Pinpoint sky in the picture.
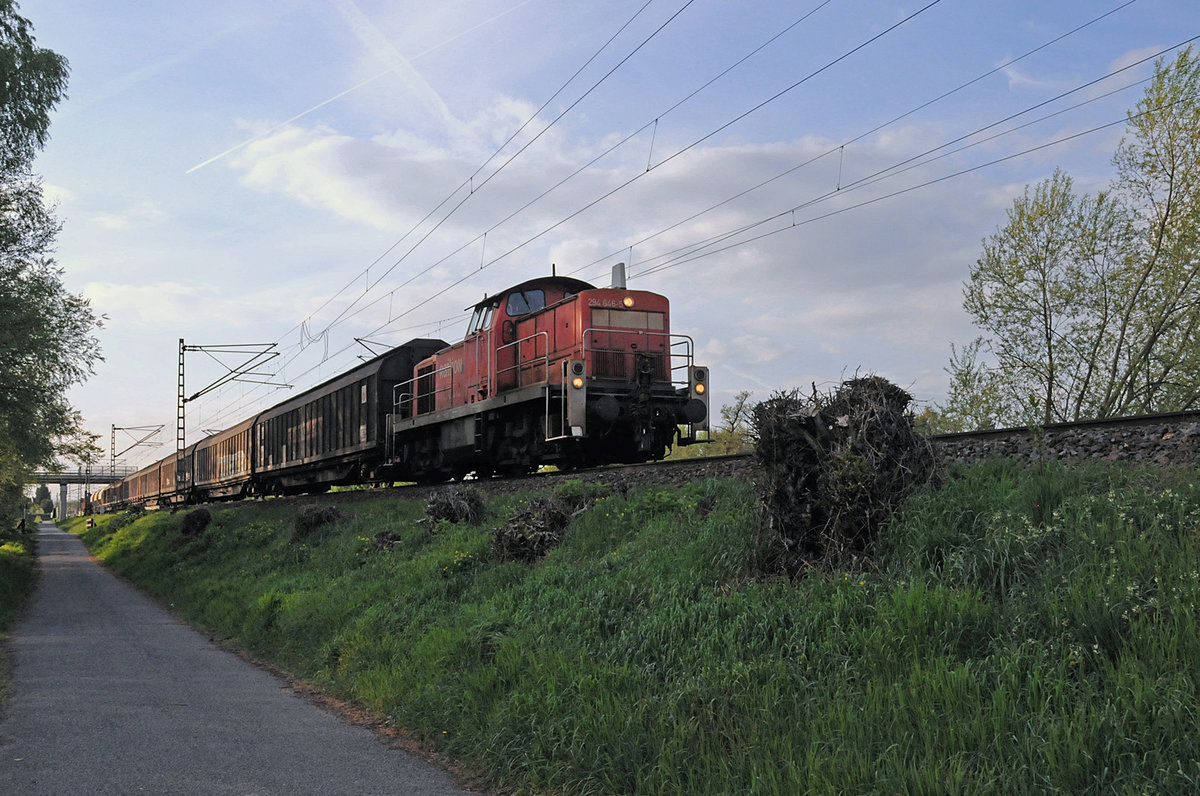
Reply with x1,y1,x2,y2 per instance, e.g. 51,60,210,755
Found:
17,0,1199,470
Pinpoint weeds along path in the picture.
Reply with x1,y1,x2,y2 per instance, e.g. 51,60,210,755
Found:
0,523,474,796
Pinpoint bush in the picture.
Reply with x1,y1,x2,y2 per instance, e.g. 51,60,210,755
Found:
108,504,147,532
751,375,936,574
492,496,571,562
422,487,487,527
181,508,211,536
291,505,343,543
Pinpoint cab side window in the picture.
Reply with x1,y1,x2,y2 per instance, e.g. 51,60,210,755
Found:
506,289,546,316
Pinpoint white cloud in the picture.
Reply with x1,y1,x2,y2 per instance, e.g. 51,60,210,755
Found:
40,182,76,207
83,280,311,331
1001,65,1075,94
90,201,169,231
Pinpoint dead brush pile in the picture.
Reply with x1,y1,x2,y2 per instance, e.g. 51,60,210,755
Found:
421,487,487,529
492,497,571,563
752,375,936,574
180,508,211,536
291,505,344,543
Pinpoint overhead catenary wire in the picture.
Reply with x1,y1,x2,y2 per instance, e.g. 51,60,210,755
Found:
279,0,690,357
184,0,831,432
565,0,1144,281
288,0,944,344
632,94,1193,281
625,35,1197,281
180,2,1158,442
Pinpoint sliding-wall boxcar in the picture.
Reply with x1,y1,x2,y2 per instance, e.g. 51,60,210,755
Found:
252,338,445,494
192,417,254,500
123,457,178,508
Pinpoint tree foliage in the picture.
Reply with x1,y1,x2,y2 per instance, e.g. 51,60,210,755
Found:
0,1,102,519
944,47,1200,429
667,390,755,458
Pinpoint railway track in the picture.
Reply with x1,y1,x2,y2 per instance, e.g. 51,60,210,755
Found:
929,409,1200,466
510,408,1200,492
189,410,1200,513
930,408,1200,441
396,409,1200,495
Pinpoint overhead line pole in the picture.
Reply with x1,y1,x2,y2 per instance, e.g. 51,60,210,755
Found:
111,424,163,474
176,340,289,492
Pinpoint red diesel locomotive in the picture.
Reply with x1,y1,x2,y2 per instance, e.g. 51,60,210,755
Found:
93,273,709,508
391,275,709,479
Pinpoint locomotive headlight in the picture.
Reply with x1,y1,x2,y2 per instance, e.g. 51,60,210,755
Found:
572,376,585,389
622,296,635,308
688,365,710,432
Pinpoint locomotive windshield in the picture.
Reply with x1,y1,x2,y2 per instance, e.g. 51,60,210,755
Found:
466,302,497,335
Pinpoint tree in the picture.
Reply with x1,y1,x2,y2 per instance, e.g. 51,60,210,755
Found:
0,2,102,522
666,390,755,458
1101,46,1200,415
713,389,755,454
928,338,1009,431
943,47,1200,428
34,483,52,516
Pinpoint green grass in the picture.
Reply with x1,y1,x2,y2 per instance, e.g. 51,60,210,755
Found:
66,462,1200,794
0,517,36,706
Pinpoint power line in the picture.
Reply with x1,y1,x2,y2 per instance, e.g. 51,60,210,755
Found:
303,0,842,337
632,89,1193,281
181,3,1157,433
622,41,1194,281
321,0,947,337
279,0,683,358
566,0,1145,281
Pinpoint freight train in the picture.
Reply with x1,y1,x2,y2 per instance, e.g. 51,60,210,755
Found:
92,274,709,510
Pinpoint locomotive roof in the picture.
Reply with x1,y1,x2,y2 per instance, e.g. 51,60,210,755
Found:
471,275,596,310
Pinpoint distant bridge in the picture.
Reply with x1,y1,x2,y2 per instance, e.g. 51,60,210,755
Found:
29,467,137,485
27,467,138,520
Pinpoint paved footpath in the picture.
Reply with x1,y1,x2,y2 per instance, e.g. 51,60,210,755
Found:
0,523,475,795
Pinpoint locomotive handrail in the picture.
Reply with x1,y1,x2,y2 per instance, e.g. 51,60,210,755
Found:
496,330,552,439
668,335,696,385
392,364,455,418
495,330,550,389
581,329,695,388
391,387,414,417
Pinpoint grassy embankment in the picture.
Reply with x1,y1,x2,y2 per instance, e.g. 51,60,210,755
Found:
0,517,37,704
66,461,1200,794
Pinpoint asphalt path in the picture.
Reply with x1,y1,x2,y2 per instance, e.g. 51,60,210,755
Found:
0,523,475,795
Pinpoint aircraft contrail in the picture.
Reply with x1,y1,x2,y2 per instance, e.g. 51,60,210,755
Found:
186,0,539,174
